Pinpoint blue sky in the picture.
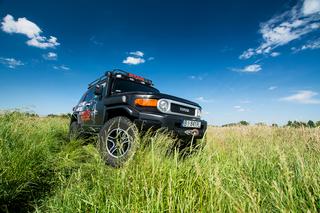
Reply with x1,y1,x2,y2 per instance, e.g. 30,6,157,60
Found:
0,0,320,125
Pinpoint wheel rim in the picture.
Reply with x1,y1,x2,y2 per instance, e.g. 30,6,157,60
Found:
106,128,132,158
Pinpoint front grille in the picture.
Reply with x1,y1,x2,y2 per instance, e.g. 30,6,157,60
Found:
170,103,195,116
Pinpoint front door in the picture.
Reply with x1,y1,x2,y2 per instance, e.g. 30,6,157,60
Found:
79,88,96,128
93,82,107,126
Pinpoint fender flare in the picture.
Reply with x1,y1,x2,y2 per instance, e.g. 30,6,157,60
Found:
104,105,139,122
70,113,78,124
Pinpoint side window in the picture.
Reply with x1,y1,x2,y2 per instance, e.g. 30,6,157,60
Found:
94,82,106,97
100,82,107,96
84,88,94,102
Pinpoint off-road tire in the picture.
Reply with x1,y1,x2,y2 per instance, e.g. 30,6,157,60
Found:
98,116,138,167
69,121,80,141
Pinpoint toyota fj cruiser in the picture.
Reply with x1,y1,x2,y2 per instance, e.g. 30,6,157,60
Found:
70,69,207,167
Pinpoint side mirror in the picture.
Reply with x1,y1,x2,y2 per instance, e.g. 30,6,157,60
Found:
94,85,103,96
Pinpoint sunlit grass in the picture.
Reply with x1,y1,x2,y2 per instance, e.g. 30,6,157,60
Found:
0,112,319,212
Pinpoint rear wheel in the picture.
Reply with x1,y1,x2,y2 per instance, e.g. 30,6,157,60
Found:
69,121,80,141
98,116,138,167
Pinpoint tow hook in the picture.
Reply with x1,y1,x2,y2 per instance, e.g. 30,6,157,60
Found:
184,129,199,136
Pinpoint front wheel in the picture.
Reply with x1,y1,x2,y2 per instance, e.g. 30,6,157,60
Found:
98,116,138,167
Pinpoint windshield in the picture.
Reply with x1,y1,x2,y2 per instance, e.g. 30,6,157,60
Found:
112,79,159,94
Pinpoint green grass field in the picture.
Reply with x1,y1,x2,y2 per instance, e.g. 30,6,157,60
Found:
1,112,320,212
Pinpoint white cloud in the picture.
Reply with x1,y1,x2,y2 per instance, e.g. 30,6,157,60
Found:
129,51,144,57
269,86,278,90
189,75,203,80
189,73,208,80
294,38,320,51
122,56,145,65
270,52,281,57
303,0,320,15
1,14,60,49
302,39,320,50
232,64,262,73
280,90,320,104
301,39,320,50
26,36,59,49
243,64,262,72
240,0,320,59
60,65,70,70
122,51,151,65
233,105,246,112
43,52,57,60
239,48,255,59
1,14,41,38
48,52,57,58
53,65,70,71
196,96,214,103
0,57,24,69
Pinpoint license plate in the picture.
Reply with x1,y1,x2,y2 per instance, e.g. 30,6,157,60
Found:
181,120,201,128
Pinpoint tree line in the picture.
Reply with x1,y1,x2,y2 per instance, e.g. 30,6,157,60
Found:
0,111,72,119
222,120,320,128
286,120,320,128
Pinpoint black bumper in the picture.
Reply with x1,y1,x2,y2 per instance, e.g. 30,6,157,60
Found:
134,112,207,139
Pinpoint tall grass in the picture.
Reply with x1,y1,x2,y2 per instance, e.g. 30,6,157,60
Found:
0,112,68,212
0,113,319,212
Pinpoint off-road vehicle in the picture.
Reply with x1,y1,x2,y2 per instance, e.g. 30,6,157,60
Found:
70,69,207,167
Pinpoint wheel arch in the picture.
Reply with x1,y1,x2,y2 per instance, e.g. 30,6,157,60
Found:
70,113,78,125
104,106,138,123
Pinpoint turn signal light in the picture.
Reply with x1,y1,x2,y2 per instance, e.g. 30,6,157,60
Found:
134,98,158,107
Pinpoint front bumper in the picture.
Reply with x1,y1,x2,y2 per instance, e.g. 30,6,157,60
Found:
134,112,207,139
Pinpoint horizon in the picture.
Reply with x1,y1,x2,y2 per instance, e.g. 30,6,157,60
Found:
2,110,319,127
1,0,320,125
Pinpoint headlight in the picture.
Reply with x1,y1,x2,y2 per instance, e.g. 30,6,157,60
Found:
134,98,158,107
195,108,201,118
157,99,170,112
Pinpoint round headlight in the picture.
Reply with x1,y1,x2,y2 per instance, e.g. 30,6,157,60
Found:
195,108,201,118
158,99,170,112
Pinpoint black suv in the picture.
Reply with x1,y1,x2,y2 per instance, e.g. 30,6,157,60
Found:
70,69,207,167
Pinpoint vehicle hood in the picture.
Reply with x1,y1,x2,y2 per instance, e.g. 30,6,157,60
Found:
119,91,201,108
157,93,200,108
